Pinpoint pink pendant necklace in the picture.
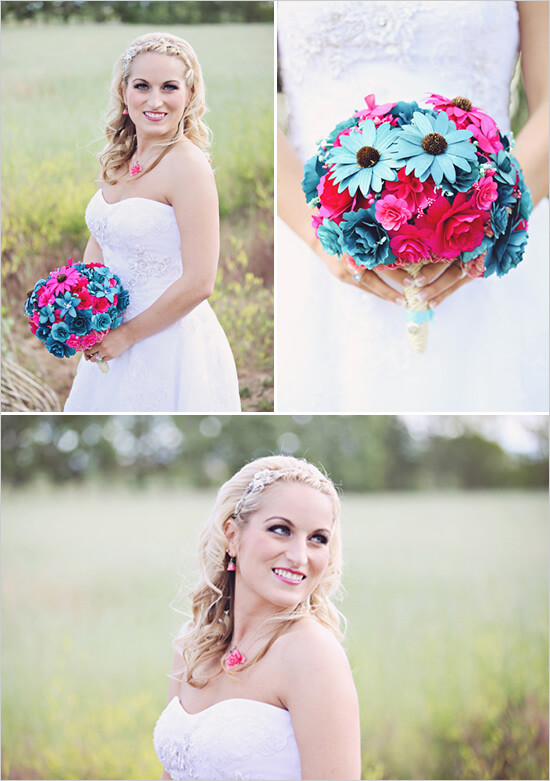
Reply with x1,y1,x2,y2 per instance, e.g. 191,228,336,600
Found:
225,646,247,668
129,161,142,177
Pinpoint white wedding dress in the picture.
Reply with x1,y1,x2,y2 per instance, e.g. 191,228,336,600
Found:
153,696,302,780
277,0,549,412
64,191,241,412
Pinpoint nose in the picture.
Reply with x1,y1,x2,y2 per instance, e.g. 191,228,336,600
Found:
284,536,308,569
147,88,164,109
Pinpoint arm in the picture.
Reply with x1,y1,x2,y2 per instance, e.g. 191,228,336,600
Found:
86,145,219,362
277,127,406,305
82,234,104,264
281,624,361,780
160,647,185,780
515,0,549,206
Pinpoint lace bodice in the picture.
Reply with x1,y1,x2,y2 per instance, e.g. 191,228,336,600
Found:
85,191,183,321
153,697,302,780
278,0,520,160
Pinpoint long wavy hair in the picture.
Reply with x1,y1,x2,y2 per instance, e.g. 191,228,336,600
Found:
174,455,345,688
98,32,211,184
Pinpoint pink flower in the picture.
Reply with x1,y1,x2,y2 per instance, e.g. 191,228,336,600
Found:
332,127,353,148
93,296,110,313
66,334,82,349
388,225,433,266
417,192,490,259
472,176,499,210
384,168,437,213
375,194,412,231
317,172,371,224
76,289,93,309
31,311,40,326
80,332,100,349
426,93,503,155
38,287,55,307
44,264,84,297
354,93,397,123
463,252,487,278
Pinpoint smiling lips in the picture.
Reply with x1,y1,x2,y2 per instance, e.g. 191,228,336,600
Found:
272,568,306,585
144,111,167,121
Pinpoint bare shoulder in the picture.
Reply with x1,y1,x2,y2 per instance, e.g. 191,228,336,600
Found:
162,140,215,192
274,618,355,705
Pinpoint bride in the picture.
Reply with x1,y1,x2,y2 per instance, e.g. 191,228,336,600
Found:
154,456,361,780
64,33,241,412
277,1,549,412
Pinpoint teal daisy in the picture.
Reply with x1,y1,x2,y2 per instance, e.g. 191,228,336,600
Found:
394,110,477,185
327,119,400,196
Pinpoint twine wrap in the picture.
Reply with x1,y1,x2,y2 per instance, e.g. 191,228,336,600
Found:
403,261,431,353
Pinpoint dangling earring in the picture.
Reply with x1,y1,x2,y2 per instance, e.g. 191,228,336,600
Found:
227,556,236,571
122,107,129,115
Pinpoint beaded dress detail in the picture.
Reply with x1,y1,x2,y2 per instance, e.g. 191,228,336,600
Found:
277,0,548,412
153,697,302,780
64,191,241,412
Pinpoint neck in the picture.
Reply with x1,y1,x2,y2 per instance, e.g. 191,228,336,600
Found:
230,586,294,651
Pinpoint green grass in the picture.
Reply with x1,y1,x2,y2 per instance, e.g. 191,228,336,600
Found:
1,23,274,407
2,486,547,779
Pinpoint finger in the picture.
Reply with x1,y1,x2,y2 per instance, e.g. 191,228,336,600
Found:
343,256,405,305
416,264,469,303
358,269,406,305
428,274,473,308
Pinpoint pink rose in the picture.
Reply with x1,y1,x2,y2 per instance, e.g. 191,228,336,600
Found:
76,289,93,309
384,168,437,214
80,332,99,349
417,193,490,259
38,287,55,307
318,172,371,224
93,296,110,313
472,176,499,211
388,225,433,266
66,334,82,349
375,194,412,231
463,252,487,279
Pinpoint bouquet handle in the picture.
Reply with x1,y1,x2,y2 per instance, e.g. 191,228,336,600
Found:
403,261,434,354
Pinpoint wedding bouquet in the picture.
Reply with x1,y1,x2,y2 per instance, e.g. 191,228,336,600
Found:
25,259,130,372
302,93,533,352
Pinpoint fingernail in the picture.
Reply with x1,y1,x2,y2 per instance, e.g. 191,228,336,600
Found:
429,300,438,309
396,296,406,306
402,277,415,288
415,275,426,286
416,290,427,302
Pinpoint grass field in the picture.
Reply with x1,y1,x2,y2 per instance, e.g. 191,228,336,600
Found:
1,23,274,410
2,485,547,780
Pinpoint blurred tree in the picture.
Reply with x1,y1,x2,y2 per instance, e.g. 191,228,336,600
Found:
2,415,547,491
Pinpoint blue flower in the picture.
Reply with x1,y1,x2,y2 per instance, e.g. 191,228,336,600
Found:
35,324,51,342
490,203,510,238
51,321,71,342
55,291,80,318
116,289,130,312
317,219,344,257
340,207,396,269
483,218,528,278
65,308,93,336
45,333,76,358
440,156,480,193
389,100,420,127
492,149,516,185
302,154,326,204
394,110,477,185
327,119,400,196
38,304,57,325
91,312,112,331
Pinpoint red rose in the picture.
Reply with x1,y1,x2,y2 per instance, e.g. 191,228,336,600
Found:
417,193,490,259
93,296,110,313
76,290,93,309
318,172,370,224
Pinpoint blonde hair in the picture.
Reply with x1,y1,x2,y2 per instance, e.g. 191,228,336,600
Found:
98,33,211,184
174,456,344,688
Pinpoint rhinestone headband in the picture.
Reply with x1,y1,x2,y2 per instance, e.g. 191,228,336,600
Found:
122,37,182,69
233,468,292,517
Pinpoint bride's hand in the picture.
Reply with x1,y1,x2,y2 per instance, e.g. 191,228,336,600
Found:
84,324,134,364
341,252,483,308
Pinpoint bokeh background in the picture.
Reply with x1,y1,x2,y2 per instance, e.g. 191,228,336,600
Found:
1,1,274,411
2,414,548,780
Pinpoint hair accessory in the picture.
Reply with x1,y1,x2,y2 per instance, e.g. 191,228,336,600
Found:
122,37,182,69
227,556,236,571
233,468,288,517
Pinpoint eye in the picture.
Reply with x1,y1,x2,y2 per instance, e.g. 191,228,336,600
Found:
310,533,329,545
134,83,149,90
163,84,179,90
268,524,290,537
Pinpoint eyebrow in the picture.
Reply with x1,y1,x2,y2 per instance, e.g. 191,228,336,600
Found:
264,516,332,536
131,77,181,84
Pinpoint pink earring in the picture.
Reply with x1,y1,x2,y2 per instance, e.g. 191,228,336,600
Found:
227,556,236,571
122,108,129,115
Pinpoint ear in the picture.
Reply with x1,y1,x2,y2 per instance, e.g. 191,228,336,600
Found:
224,517,239,556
